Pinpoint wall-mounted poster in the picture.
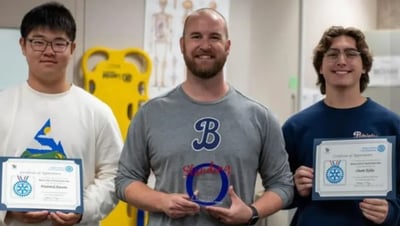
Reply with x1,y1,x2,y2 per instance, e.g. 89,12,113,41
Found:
144,0,230,97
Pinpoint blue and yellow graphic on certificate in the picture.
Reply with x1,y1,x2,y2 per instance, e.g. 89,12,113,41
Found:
0,157,83,213
312,136,396,200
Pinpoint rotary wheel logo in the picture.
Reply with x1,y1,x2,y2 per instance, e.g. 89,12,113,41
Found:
14,176,32,197
326,165,344,184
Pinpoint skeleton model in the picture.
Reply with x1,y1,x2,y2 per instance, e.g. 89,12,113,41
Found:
152,0,173,88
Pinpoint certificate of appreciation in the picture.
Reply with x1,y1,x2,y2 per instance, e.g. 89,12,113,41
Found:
312,136,396,200
0,157,83,213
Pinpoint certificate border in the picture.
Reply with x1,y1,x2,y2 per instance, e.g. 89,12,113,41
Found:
312,136,396,200
0,157,83,213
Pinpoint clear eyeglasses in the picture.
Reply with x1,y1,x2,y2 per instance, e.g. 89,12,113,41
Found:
27,38,70,53
324,48,361,62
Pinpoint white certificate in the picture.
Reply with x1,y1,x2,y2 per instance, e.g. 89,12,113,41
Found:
312,137,396,200
0,157,83,213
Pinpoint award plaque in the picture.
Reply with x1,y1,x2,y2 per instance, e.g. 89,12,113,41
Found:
0,157,83,213
185,162,229,206
312,136,396,200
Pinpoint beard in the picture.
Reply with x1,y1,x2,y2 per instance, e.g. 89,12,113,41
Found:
183,52,227,80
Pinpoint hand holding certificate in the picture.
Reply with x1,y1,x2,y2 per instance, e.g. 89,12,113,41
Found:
312,136,396,200
0,157,83,213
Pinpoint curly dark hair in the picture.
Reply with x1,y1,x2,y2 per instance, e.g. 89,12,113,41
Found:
313,26,373,94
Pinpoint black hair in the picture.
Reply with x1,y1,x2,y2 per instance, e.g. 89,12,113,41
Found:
20,1,76,41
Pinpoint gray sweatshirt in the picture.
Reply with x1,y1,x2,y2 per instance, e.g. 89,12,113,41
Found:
115,85,293,226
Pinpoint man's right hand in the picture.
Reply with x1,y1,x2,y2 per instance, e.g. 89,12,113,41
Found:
160,193,200,219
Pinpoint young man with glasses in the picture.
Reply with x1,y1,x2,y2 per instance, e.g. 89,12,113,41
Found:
282,26,400,226
0,2,123,226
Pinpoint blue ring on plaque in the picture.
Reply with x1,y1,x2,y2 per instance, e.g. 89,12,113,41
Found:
185,162,229,206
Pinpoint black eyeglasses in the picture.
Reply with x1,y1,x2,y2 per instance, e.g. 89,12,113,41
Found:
27,38,70,53
324,48,361,62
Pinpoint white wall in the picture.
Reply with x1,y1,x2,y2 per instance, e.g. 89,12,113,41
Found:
229,1,300,123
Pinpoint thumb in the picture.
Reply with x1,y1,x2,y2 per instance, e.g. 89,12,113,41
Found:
228,185,240,203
